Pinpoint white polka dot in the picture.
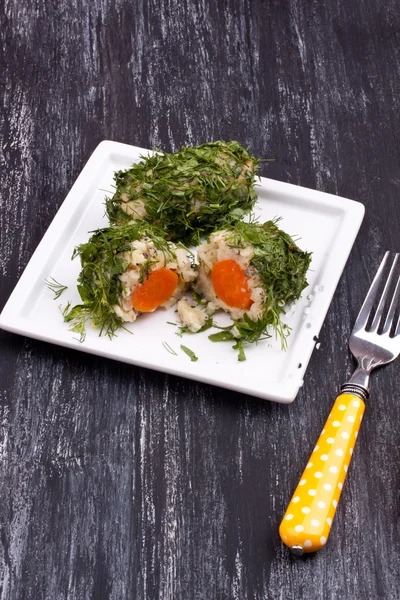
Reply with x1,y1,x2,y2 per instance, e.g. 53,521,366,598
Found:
312,445,319,453
306,462,313,469
341,432,350,440
299,479,307,486
327,518,332,526
359,414,363,422
295,525,304,532
321,454,328,461
344,465,348,473
338,482,343,490
349,448,353,455
308,489,316,496
320,536,327,545
321,429,325,434
338,404,346,411
317,501,326,509
302,507,311,514
311,519,320,527
292,496,300,503
327,438,335,444
347,416,355,423
323,483,332,491
329,466,338,473
332,421,340,427
355,431,358,438
332,500,337,508
285,514,294,520
303,540,312,548
335,449,344,456
314,472,322,479
353,400,360,407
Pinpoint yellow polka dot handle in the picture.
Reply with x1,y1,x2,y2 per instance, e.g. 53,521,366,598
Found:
279,392,365,553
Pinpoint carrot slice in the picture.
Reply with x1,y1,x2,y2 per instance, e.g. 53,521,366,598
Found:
211,259,253,309
131,267,179,312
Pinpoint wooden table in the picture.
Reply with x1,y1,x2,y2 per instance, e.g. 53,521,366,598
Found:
1,1,399,598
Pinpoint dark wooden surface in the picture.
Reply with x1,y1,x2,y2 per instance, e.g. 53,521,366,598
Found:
1,1,400,598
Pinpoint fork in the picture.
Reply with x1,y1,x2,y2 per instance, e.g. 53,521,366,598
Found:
279,251,400,555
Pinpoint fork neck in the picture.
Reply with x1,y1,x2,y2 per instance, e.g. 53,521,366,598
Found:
342,366,370,402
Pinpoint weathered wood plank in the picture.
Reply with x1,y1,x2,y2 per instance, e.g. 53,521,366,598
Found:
1,0,399,598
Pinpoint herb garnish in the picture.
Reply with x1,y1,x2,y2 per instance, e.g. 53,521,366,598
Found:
180,345,198,362
199,219,312,360
106,141,260,245
45,277,68,299
177,316,214,337
63,222,177,340
162,341,178,355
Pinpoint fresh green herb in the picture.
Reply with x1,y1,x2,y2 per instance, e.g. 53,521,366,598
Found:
208,330,236,342
162,341,178,355
45,277,68,299
177,316,214,337
232,340,246,362
208,327,246,360
191,289,205,305
180,344,198,362
106,141,260,245
62,302,88,343
63,221,177,339
166,321,177,326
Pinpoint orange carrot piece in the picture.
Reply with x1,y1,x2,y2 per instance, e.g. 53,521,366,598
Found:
131,267,179,312
211,259,253,309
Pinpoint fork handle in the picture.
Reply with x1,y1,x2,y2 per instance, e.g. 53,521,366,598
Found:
279,392,365,554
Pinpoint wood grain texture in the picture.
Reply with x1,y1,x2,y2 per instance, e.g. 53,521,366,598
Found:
1,0,400,598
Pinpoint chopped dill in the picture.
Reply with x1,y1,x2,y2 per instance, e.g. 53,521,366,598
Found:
63,221,178,339
106,141,260,245
162,341,178,355
45,277,68,299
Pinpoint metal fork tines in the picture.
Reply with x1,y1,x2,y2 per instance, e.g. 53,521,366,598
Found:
342,252,400,400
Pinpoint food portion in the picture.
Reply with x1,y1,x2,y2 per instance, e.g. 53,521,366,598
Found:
54,141,313,361
63,222,197,340
179,220,311,357
105,140,260,245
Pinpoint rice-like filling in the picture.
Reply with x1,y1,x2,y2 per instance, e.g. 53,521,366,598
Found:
113,237,197,322
176,298,207,333
195,230,266,321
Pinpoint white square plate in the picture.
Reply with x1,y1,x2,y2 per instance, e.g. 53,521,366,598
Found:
0,141,364,403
